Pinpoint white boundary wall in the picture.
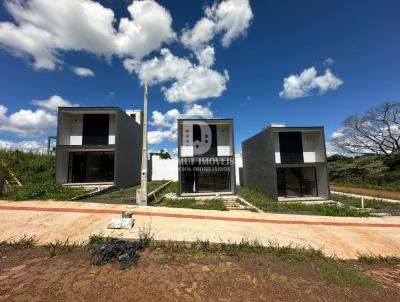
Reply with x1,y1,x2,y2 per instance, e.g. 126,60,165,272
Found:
150,156,243,184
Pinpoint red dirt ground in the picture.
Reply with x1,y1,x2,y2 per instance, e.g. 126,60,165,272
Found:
331,184,400,200
1,246,400,301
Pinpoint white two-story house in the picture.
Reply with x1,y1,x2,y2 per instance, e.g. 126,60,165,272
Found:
178,119,236,195
55,107,142,189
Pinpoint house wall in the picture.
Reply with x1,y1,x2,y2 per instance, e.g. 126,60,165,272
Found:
316,165,330,199
55,149,69,183
70,114,83,145
180,123,194,157
217,124,233,156
58,113,71,145
58,112,116,146
150,156,242,184
109,114,116,144
115,110,142,188
151,157,179,181
302,131,325,163
242,128,277,199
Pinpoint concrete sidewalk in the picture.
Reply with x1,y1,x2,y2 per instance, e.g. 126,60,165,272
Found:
1,200,400,259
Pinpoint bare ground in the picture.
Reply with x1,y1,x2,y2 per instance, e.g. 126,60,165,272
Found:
331,184,400,200
1,246,400,302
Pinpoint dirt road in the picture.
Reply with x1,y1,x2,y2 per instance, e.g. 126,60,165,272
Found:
0,246,399,302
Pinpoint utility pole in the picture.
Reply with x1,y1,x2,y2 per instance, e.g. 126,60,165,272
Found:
136,81,148,205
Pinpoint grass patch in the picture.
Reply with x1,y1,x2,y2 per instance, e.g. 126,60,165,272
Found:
4,182,86,201
332,193,400,210
159,197,227,211
87,233,114,246
84,180,167,202
237,186,369,217
45,239,79,256
147,238,373,286
0,235,38,250
357,253,400,265
315,260,376,287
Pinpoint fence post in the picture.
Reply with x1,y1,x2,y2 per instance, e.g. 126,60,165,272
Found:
361,196,365,209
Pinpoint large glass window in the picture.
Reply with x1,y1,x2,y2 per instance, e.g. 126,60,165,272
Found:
68,151,114,183
180,160,231,193
277,167,317,198
82,114,109,145
279,132,304,164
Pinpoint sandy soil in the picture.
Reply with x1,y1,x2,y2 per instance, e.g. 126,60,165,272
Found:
0,246,399,302
331,184,400,200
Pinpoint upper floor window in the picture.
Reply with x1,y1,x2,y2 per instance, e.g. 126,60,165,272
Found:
82,114,109,145
279,132,304,164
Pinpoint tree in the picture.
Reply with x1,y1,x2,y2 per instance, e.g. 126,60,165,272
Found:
333,102,400,156
159,149,171,159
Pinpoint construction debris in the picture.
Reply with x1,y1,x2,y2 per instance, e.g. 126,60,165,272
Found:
107,211,134,229
90,239,144,269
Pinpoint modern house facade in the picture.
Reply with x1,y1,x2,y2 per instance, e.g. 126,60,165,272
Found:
178,119,236,195
242,125,330,200
55,107,142,189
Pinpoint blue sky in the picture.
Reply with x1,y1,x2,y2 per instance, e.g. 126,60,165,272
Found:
0,0,399,155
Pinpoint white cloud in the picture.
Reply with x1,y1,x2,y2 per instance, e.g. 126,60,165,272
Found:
125,48,229,104
148,103,214,145
181,17,215,50
163,66,229,103
72,66,95,77
0,139,47,153
206,0,253,47
323,57,335,66
32,95,78,111
181,0,253,49
331,130,344,139
124,48,191,84
0,0,175,70
195,45,215,67
0,105,56,136
279,67,343,100
148,130,176,145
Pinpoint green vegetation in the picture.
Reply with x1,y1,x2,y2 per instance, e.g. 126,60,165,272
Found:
0,150,85,200
332,193,400,211
0,235,38,251
84,180,167,202
6,182,86,201
160,181,178,195
145,238,374,287
159,197,227,211
155,181,227,211
328,152,400,191
357,253,400,265
46,239,79,256
237,186,370,217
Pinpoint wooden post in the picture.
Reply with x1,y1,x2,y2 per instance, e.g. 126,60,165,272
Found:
361,196,365,209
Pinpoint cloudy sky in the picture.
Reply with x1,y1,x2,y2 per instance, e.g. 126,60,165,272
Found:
0,0,399,154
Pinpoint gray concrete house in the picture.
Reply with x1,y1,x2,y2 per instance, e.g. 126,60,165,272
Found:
55,107,142,189
178,119,236,195
242,124,330,200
